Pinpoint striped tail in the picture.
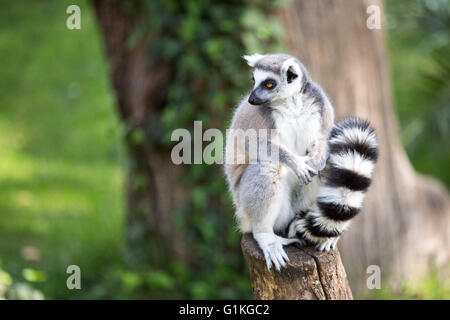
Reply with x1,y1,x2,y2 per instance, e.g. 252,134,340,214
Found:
288,117,379,251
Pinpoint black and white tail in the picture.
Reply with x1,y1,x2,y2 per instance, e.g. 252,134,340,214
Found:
288,117,379,251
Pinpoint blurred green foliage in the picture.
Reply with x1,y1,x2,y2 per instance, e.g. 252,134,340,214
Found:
0,0,448,300
0,262,44,300
386,0,450,186
371,266,450,300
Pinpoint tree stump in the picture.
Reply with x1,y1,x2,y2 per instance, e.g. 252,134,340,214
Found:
241,233,353,300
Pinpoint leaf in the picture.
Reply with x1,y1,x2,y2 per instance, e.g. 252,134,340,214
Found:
22,269,46,282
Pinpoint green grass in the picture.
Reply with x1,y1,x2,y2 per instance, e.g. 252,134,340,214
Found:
0,0,125,298
371,268,450,300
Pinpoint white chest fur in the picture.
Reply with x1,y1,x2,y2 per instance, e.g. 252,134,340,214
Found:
269,97,323,226
271,97,322,157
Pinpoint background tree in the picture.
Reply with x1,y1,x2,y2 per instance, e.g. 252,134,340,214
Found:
91,0,286,298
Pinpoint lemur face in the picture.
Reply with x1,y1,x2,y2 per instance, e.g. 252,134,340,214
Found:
244,54,303,106
248,69,281,105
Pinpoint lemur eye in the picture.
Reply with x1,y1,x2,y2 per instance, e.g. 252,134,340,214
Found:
265,82,273,88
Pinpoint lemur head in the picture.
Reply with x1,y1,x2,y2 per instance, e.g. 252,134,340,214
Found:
243,53,308,106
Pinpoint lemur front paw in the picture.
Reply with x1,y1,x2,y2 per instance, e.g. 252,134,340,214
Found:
306,156,327,173
253,233,300,271
293,157,317,184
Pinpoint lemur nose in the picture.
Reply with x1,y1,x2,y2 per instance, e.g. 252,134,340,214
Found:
248,92,261,105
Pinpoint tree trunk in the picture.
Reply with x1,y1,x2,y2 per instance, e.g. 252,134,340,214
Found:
241,234,353,300
279,0,450,294
92,0,189,263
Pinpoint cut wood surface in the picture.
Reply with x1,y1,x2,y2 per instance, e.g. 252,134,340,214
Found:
241,233,353,300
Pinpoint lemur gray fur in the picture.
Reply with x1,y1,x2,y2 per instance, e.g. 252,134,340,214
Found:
224,53,378,271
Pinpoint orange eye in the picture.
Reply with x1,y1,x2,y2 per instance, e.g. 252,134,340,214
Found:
252,79,255,85
265,83,273,88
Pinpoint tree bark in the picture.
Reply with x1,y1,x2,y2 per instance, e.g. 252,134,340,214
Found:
279,0,450,294
92,0,189,263
241,234,353,300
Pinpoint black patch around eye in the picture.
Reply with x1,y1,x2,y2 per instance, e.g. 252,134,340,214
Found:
287,66,298,83
263,79,276,89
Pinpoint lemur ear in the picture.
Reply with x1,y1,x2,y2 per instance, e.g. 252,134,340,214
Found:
287,67,298,83
281,58,301,84
243,53,264,67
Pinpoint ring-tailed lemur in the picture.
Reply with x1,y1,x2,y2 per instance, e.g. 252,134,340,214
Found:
224,53,378,271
